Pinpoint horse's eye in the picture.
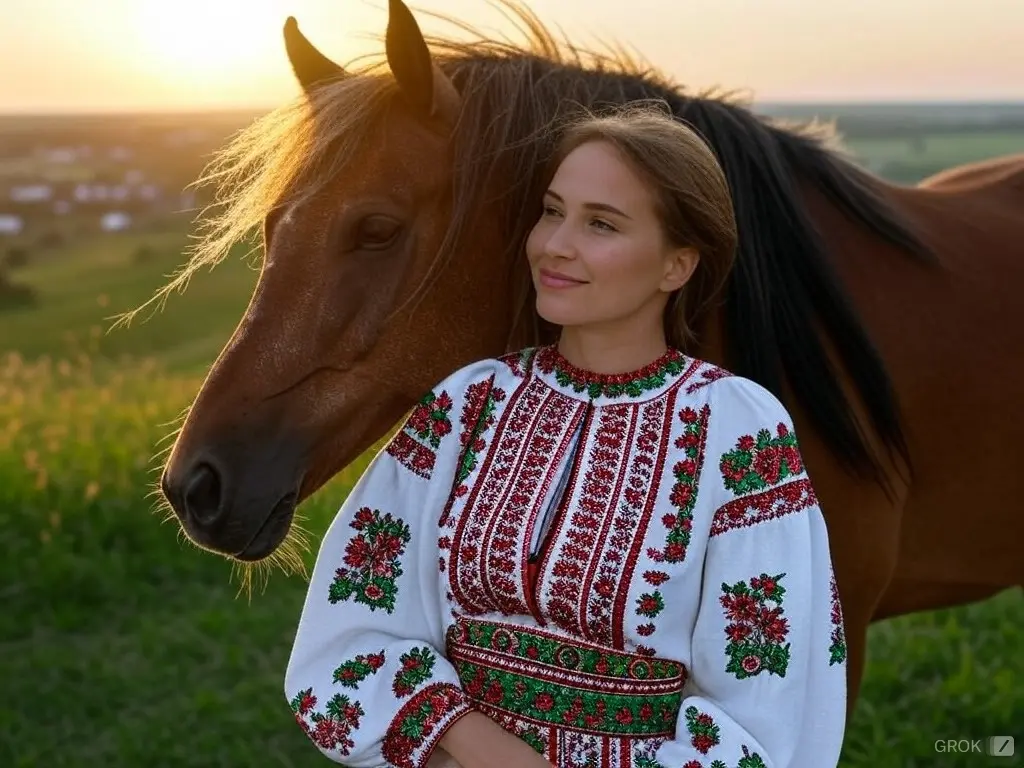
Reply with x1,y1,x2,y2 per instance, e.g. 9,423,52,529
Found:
356,215,402,250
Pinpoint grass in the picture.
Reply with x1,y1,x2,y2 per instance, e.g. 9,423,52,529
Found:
0,352,363,767
0,227,257,374
842,131,1024,183
3,131,1022,766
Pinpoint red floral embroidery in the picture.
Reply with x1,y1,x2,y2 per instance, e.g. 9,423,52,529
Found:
720,573,790,679
719,422,803,495
331,651,386,688
541,405,630,637
649,404,709,566
437,377,507,580
448,379,578,616
453,378,506,495
684,705,721,754
829,569,847,666
644,570,670,586
386,389,454,479
447,617,688,747
385,431,437,480
535,344,688,400
497,347,537,378
636,592,664,618
410,391,454,446
710,478,817,537
639,744,766,768
600,396,672,647
392,647,438,697
289,687,363,756
382,683,471,768
328,507,411,614
685,362,733,394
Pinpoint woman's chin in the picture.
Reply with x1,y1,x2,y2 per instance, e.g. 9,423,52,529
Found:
536,300,583,328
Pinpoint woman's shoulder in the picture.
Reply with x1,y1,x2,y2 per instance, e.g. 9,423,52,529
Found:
431,346,539,390
451,345,546,380
684,356,791,420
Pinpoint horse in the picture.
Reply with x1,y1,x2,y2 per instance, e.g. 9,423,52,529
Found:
144,0,1024,723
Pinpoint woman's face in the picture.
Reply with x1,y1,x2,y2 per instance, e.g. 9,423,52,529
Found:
525,140,697,336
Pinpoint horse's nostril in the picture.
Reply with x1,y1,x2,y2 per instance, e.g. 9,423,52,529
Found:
160,469,174,506
183,462,224,528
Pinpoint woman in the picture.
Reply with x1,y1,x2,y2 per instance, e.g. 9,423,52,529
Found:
284,105,847,768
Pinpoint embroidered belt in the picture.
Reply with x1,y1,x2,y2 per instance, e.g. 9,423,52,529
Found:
445,617,688,737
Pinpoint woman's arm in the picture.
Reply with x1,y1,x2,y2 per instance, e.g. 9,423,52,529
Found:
654,377,847,767
285,364,501,768
439,711,554,768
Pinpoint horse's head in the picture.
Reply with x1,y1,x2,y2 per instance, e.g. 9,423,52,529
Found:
159,2,519,562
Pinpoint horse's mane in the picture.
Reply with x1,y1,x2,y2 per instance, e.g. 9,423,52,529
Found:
128,0,930,489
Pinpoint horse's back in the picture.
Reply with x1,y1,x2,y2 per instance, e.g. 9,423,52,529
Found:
917,152,1024,197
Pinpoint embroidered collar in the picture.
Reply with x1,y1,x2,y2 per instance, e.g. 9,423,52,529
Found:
532,344,689,401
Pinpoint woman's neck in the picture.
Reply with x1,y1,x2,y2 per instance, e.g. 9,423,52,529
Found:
555,326,670,375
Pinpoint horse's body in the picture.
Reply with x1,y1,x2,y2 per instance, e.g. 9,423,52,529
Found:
863,155,1024,619
147,0,1024,726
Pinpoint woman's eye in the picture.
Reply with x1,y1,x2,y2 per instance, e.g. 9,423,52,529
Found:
542,205,562,217
356,216,402,249
591,218,616,232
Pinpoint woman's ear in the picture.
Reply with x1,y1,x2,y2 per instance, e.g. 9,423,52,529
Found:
662,246,700,292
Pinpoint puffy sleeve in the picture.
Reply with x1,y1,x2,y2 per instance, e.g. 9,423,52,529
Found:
285,362,497,768
654,377,847,768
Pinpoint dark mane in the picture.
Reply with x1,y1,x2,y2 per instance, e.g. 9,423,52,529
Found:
422,2,930,489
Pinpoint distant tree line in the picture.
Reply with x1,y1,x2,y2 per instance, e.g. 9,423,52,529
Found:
833,114,1024,139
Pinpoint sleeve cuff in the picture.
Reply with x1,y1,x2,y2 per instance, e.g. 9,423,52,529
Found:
383,682,475,768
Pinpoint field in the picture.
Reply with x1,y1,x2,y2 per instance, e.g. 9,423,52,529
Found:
2,105,1022,767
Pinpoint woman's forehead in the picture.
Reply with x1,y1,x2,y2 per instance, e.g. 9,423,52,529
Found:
548,142,655,214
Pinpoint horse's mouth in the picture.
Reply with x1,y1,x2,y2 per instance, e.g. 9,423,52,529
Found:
235,493,297,562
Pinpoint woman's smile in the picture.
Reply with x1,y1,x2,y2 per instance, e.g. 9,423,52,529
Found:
538,267,588,289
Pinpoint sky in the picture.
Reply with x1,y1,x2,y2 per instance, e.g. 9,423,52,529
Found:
2,0,1022,113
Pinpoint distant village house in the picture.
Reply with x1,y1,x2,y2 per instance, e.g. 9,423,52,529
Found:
0,214,23,234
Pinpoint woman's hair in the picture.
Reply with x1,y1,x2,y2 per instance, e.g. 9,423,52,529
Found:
541,102,738,348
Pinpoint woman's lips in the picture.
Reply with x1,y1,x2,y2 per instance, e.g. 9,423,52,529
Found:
539,269,587,289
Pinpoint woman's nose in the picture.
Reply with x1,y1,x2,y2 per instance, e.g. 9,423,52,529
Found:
544,225,576,259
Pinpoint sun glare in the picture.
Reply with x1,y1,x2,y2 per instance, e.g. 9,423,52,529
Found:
134,0,286,82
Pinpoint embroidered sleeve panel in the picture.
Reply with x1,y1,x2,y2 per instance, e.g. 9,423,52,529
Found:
386,389,456,481
702,376,819,537
285,359,502,767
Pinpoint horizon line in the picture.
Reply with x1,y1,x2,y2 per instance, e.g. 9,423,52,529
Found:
1,97,1023,119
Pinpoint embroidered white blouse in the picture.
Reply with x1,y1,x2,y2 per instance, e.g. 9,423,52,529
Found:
284,345,848,768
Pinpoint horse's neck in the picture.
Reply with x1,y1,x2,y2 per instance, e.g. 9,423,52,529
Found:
690,304,731,369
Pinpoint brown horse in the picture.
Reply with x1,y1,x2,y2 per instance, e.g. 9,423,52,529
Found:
144,0,1024,721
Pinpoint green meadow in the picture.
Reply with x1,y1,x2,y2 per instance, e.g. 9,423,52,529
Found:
2,120,1022,767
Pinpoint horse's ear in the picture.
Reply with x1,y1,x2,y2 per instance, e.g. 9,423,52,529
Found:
385,0,460,125
284,17,345,91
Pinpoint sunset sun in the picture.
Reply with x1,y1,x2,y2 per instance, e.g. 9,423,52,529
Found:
134,0,286,80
